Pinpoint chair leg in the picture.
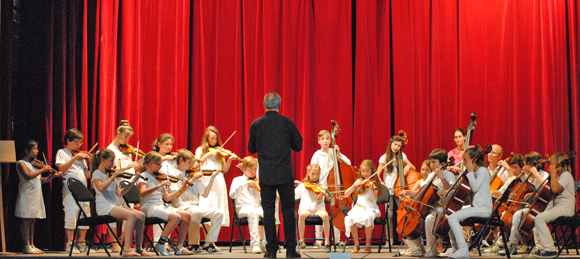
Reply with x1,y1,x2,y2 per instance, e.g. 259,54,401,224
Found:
143,225,159,256
230,222,235,253
105,223,122,256
69,226,80,257
386,218,392,252
500,226,511,259
238,222,247,253
378,221,386,253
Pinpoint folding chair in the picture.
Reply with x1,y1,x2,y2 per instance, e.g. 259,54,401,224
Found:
229,198,264,253
342,185,391,253
460,179,518,258
119,180,168,255
548,180,580,256
67,178,122,257
295,195,337,252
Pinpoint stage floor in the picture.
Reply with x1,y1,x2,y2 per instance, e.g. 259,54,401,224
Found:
3,245,580,259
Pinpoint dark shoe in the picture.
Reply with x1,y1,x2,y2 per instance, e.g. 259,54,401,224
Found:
264,251,277,258
286,250,301,258
324,244,331,253
533,250,558,258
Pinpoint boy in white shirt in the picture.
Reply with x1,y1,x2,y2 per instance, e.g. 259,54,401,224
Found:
230,156,266,254
168,149,224,254
55,128,91,254
310,130,350,248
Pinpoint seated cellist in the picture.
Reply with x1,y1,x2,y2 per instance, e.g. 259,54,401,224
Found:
400,149,455,257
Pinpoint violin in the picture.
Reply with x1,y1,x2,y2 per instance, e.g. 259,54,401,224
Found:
152,172,183,183
305,181,331,200
31,159,58,175
105,167,148,181
208,147,242,161
119,143,145,159
186,169,227,178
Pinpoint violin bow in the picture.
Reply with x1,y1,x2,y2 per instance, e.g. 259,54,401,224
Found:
221,131,236,147
42,153,48,165
134,141,140,163
360,157,395,185
87,142,99,155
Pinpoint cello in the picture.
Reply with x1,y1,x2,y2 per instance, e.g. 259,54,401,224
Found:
397,157,455,239
432,113,478,238
327,119,359,232
498,172,535,234
489,152,515,193
519,151,576,236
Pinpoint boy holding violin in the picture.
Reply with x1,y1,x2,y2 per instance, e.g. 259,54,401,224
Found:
55,128,91,253
230,156,266,254
168,149,224,254
294,164,333,253
310,130,350,248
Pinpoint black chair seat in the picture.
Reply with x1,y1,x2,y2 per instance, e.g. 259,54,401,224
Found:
305,216,324,225
553,216,580,225
374,217,387,225
144,217,167,226
77,215,119,226
462,217,505,227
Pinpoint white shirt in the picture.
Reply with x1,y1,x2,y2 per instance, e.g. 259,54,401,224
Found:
229,175,261,210
167,169,206,208
138,172,165,207
107,143,136,175
295,183,325,211
379,152,407,194
310,149,351,185
530,170,550,189
92,170,118,206
55,149,88,188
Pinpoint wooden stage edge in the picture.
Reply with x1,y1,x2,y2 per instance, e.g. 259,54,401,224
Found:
3,245,580,259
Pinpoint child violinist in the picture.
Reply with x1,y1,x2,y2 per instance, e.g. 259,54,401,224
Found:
195,126,237,237
15,140,62,254
230,156,266,254
168,149,224,254
399,150,455,257
447,145,492,259
529,152,576,258
90,148,153,256
294,164,332,253
344,160,382,253
379,135,416,241
310,130,350,248
106,120,140,253
137,151,193,256
55,128,91,253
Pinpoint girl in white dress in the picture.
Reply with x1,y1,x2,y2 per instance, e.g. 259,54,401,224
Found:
344,160,382,253
295,164,332,252
195,126,238,250
15,140,62,254
90,148,153,256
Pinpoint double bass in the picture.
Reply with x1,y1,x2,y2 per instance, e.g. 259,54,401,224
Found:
433,113,478,238
397,157,455,239
394,130,422,223
327,119,358,232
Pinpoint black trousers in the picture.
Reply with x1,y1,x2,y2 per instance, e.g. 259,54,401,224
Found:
261,182,297,252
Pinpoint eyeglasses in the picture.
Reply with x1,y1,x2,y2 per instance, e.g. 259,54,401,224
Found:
154,163,162,167
73,139,83,145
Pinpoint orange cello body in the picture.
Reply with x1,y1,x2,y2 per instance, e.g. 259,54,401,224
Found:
397,182,439,239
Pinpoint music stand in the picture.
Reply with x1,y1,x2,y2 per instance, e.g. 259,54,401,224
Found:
0,140,17,255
